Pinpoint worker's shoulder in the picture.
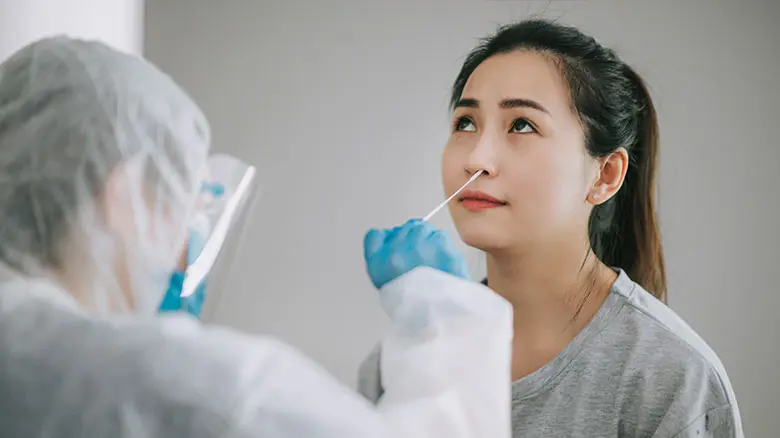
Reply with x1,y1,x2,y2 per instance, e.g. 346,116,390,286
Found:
0,288,258,435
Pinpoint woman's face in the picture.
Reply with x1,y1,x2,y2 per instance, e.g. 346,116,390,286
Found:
442,50,599,254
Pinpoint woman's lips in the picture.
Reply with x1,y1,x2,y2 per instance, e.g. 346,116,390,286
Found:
458,190,507,212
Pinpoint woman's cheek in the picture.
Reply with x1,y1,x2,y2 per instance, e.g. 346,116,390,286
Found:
534,152,589,216
506,151,567,212
441,149,464,195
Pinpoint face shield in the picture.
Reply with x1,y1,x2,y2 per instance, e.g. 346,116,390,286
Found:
159,154,259,320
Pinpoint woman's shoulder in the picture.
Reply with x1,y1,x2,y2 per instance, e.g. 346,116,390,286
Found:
608,270,731,380
603,270,743,435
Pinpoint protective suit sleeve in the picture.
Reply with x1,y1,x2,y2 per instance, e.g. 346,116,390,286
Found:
225,267,513,438
372,267,514,437
0,266,511,437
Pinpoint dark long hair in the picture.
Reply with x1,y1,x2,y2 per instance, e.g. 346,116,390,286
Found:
452,19,667,302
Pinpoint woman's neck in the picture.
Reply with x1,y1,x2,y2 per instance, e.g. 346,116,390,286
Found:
485,239,616,380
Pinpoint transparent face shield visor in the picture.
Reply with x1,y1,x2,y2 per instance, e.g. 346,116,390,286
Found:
178,153,259,321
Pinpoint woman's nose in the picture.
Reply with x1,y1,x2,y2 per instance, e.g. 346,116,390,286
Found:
465,134,499,177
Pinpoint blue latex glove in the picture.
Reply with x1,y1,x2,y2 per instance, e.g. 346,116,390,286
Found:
158,229,207,317
364,219,471,289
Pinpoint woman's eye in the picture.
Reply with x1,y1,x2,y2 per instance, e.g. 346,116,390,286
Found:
510,118,535,134
454,117,476,132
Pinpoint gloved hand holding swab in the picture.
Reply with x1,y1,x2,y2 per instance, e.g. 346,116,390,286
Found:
365,169,483,287
422,170,484,222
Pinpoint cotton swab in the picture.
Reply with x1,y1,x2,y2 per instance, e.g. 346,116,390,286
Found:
422,170,484,222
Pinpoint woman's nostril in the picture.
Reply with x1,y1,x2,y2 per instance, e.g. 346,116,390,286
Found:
466,168,491,177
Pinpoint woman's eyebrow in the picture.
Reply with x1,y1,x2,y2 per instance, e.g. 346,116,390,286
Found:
454,97,550,115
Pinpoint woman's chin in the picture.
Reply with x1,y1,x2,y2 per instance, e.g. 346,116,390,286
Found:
457,228,509,253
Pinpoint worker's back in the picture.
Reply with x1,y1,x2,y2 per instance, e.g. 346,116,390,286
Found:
0,276,393,438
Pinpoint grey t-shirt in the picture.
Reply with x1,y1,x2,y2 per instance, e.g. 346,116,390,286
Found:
357,270,744,437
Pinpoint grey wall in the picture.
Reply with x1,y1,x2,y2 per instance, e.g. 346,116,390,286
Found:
145,1,779,435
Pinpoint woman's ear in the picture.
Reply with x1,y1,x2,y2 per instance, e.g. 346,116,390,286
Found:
587,148,629,205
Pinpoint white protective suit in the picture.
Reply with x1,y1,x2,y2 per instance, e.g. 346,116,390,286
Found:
0,38,513,437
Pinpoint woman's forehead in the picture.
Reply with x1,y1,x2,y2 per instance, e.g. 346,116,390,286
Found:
461,50,573,116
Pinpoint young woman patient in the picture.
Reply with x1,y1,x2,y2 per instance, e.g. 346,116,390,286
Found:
359,19,743,437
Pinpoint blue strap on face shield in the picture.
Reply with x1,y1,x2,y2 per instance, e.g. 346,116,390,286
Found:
201,181,225,197
158,181,224,317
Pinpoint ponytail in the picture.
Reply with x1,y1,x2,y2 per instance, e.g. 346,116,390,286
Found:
590,67,667,302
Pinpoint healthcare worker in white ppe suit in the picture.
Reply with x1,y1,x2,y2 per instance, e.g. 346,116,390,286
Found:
0,38,514,437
